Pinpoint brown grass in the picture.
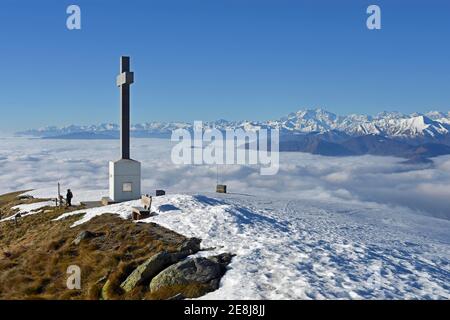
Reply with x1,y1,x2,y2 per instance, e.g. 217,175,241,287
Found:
0,190,33,205
0,192,187,300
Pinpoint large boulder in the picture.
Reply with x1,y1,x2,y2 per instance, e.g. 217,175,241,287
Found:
120,250,190,292
119,238,202,293
149,253,233,299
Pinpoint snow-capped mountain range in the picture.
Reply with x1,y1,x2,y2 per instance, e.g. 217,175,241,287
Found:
267,109,450,139
18,108,450,141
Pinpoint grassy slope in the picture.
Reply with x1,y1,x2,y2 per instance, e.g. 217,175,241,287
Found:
0,192,187,300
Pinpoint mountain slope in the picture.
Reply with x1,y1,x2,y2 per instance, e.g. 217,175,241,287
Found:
53,191,450,299
278,133,450,159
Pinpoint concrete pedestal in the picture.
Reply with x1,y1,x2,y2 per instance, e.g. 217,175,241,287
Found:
109,159,141,202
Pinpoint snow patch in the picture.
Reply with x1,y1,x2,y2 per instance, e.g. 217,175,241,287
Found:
0,200,54,222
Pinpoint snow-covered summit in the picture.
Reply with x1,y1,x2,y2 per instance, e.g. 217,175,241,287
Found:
425,111,450,125
51,191,450,300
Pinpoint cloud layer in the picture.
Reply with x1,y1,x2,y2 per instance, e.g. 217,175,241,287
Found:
1,136,450,219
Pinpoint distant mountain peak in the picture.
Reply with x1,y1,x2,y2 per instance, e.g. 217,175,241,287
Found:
375,111,407,119
17,107,450,141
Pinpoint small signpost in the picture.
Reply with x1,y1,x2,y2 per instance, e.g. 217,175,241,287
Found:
57,182,61,207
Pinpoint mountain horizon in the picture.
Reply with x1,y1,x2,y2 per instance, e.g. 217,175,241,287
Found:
17,107,450,139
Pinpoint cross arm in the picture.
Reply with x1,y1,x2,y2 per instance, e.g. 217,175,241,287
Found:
117,71,134,87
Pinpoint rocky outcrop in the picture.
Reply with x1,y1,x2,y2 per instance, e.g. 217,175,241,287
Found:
72,230,97,245
121,251,176,292
120,237,203,292
149,253,233,299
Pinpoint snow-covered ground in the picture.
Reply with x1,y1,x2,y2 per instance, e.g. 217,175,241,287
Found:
0,200,54,222
55,191,450,300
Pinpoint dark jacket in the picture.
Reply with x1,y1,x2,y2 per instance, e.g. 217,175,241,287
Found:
66,191,73,200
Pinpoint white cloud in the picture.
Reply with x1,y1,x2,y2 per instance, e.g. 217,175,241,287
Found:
1,137,450,220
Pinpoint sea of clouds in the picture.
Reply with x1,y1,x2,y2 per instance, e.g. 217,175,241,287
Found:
1,136,450,220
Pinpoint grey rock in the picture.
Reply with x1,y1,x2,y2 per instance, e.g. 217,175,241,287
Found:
149,253,233,298
207,252,234,266
177,237,201,254
72,230,97,245
120,250,190,292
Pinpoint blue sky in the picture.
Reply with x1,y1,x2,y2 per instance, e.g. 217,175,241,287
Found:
0,0,449,131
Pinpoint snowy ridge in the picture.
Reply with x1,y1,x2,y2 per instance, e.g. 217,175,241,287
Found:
17,108,450,140
54,192,450,299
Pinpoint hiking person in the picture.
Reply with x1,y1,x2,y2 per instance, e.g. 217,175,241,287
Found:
66,189,73,207
14,212,22,226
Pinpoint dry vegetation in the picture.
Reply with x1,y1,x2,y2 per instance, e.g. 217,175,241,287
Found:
0,191,188,300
